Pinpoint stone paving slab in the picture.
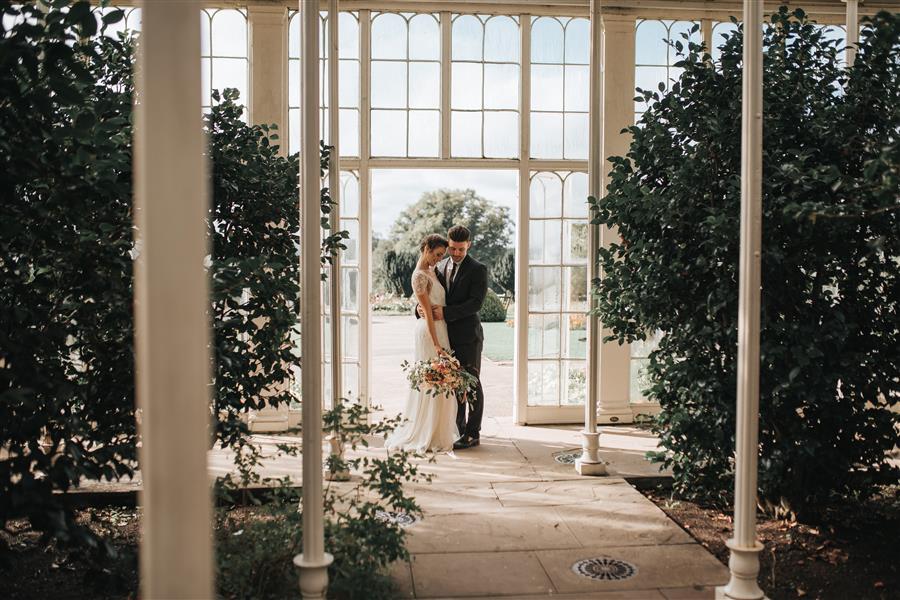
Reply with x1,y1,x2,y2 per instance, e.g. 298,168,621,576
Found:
534,544,728,594
406,506,581,554
550,503,693,548
410,550,555,598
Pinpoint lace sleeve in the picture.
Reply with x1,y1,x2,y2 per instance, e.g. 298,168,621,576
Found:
411,271,431,296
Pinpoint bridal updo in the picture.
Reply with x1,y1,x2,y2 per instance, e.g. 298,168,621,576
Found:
419,233,448,254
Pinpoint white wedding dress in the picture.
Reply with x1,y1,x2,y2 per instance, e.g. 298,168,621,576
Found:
384,269,461,453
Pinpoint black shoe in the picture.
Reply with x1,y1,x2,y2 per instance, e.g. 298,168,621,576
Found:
453,436,470,450
466,437,480,448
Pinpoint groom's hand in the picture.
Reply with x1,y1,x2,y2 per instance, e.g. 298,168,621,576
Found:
432,306,444,321
416,304,426,318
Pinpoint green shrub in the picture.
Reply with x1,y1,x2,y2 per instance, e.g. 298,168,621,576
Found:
593,9,899,519
478,289,507,323
216,403,428,600
0,1,137,552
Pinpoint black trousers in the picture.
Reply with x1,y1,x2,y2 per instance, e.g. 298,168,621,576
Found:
454,339,484,439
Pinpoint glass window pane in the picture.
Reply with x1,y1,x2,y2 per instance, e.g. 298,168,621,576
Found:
371,110,407,156
530,173,562,218
371,61,407,108
126,7,142,31
211,10,246,57
564,112,588,159
532,17,564,64
528,361,559,406
452,15,483,61
566,266,588,313
341,220,360,264
201,11,212,55
563,172,588,218
212,57,247,104
634,65,669,111
341,363,359,398
564,361,586,405
484,16,519,62
669,21,701,62
544,220,562,264
483,111,518,158
342,316,359,360
339,109,359,157
341,268,359,312
451,111,481,157
451,62,483,110
531,65,564,111
408,110,440,157
528,268,561,312
339,13,359,59
484,64,519,110
527,314,542,359
528,221,544,262
339,60,359,108
564,65,589,112
372,13,407,59
201,57,211,106
564,18,590,64
288,59,300,107
289,108,299,154
531,112,563,159
565,222,588,263
341,174,360,218
409,14,440,60
541,314,561,358
635,20,668,65
409,62,440,109
712,22,738,62
289,13,301,58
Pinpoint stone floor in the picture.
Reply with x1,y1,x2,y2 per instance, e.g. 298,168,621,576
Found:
371,419,729,599
77,417,730,598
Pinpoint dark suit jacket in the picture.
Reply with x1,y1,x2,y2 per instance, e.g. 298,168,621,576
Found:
434,255,489,348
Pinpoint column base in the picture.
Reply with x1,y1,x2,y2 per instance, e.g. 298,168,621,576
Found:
716,539,767,600
575,431,608,476
597,407,634,425
294,552,334,600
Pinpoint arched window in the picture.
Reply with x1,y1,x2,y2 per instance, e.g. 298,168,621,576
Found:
531,17,589,159
634,19,700,121
451,14,520,158
527,171,588,407
288,11,360,156
369,12,440,157
200,9,248,114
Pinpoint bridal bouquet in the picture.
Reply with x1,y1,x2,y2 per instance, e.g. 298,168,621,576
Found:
401,352,478,404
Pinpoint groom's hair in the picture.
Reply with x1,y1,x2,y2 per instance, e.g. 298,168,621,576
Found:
448,225,471,243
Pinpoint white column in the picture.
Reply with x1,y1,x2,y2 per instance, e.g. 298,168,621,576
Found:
576,0,607,476
513,14,531,425
359,9,372,422
717,1,766,599
327,0,342,410
325,0,350,482
248,5,288,140
134,2,212,598
294,1,333,598
843,0,859,66
597,15,635,425
247,5,291,432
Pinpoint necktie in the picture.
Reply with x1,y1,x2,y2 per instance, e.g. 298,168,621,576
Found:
448,261,457,290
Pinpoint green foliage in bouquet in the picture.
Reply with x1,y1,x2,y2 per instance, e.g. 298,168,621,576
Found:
401,352,479,405
592,9,899,519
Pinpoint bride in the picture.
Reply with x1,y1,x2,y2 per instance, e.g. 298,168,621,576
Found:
385,234,461,454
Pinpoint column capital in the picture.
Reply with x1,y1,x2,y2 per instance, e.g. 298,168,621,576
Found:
247,4,288,22
601,14,636,31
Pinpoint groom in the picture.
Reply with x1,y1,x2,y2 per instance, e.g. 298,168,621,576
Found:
417,225,488,449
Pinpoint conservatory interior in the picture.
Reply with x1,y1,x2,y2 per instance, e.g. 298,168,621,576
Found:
2,0,898,599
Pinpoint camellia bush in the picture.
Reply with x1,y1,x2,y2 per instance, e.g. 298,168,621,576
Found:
0,1,306,548
592,8,899,519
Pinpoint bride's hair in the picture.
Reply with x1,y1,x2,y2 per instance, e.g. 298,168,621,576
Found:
419,233,448,254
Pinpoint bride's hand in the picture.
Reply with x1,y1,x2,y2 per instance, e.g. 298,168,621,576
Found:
434,344,446,356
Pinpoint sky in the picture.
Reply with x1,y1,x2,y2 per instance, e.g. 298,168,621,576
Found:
370,169,519,239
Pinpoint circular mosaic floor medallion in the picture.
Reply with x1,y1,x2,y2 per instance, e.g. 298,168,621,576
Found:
571,557,638,581
553,449,582,465
375,510,417,528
